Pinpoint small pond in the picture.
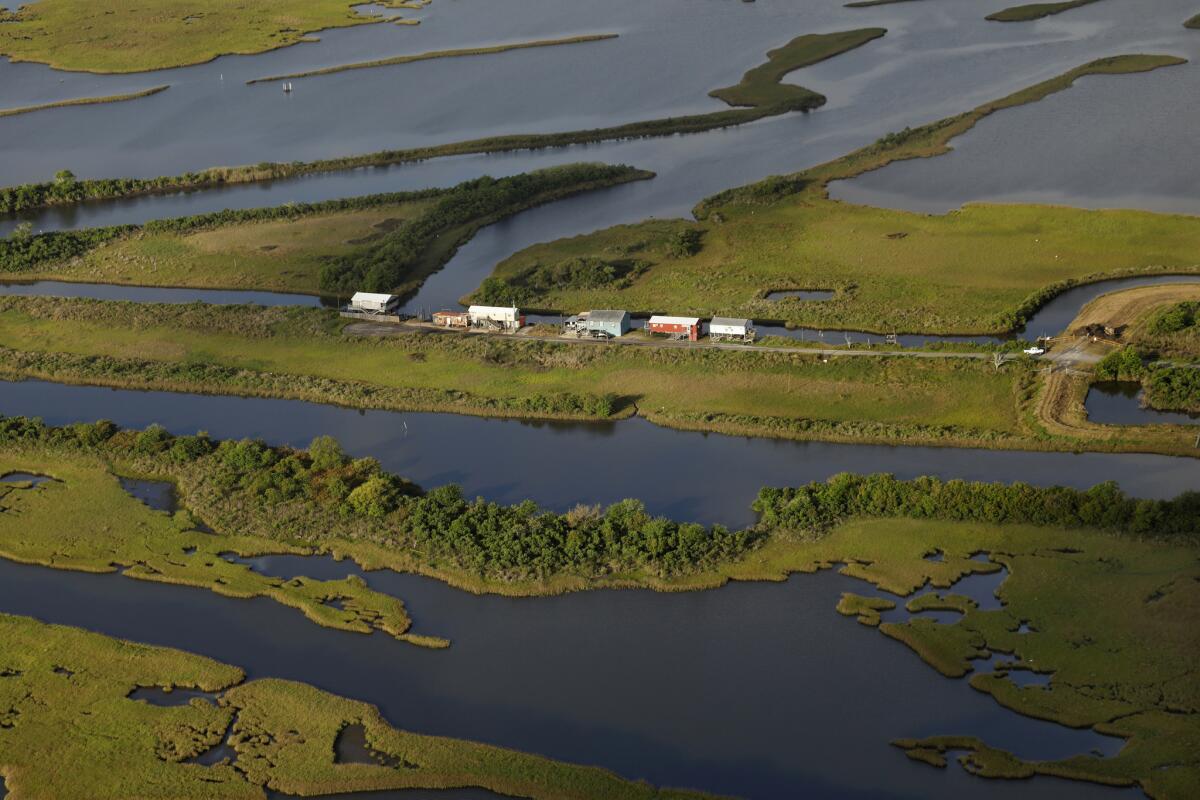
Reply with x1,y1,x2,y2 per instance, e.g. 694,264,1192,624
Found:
1086,381,1199,426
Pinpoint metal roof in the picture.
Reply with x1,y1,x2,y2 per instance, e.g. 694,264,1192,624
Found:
648,315,701,326
586,309,629,323
351,292,397,303
710,317,752,328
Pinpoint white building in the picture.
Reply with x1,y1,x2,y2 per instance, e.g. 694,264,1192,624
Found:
468,305,525,332
349,292,400,314
709,317,755,342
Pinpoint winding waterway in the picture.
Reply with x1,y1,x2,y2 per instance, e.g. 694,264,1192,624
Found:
2,378,1195,528
2,2,1197,797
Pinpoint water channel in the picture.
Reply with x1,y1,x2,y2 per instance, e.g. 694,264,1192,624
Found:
1,2,1197,796
2,378,1196,529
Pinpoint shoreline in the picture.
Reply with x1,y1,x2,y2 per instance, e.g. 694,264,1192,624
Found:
0,27,887,214
246,33,620,84
0,84,170,119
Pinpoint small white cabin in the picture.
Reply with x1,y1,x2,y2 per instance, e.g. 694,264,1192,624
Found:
349,292,400,314
709,317,755,342
468,305,524,332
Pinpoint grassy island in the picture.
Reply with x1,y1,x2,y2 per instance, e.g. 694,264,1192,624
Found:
0,296,1195,455
475,55,1196,337
0,612,714,799
0,164,651,297
0,419,1197,796
0,0,430,74
1188,14,1200,29
0,85,169,119
246,33,620,84
0,27,885,214
986,0,1105,22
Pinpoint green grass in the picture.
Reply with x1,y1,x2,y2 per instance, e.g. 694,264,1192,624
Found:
0,612,715,799
480,55,1196,336
41,200,432,294
0,296,1034,448
0,0,427,74
0,85,169,118
986,0,1105,21
247,33,619,84
0,452,446,647
708,27,885,108
1186,13,1200,30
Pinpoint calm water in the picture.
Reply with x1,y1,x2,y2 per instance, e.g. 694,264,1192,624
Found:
1086,381,1200,426
831,60,1200,215
4,0,1199,240
0,558,1136,800
2,378,1196,529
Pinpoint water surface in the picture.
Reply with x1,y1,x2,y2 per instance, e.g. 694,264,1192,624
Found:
1086,381,1200,426
2,379,1196,529
0,558,1138,800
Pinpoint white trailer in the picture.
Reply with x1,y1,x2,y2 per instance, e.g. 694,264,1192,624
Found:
468,305,525,332
349,292,400,315
709,317,755,342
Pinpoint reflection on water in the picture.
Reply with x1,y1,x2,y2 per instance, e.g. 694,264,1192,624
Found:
1086,381,1200,426
118,477,179,513
831,62,1200,216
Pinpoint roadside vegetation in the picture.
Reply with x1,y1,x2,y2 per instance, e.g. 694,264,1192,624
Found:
246,33,619,84
985,0,1105,22
0,296,1196,454
476,55,1196,336
0,0,430,73
0,612,713,799
0,85,169,119
0,296,1041,448
0,27,885,214
0,165,649,296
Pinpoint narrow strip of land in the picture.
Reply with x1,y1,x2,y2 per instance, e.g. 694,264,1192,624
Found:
0,85,169,119
986,0,1105,22
0,27,886,215
247,34,619,84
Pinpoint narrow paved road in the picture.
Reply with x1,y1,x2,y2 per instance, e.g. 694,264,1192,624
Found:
345,321,1008,361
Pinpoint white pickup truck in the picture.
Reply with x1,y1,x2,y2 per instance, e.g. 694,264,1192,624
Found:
1023,346,1046,356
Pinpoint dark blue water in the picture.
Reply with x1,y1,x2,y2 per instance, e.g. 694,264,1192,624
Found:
0,558,1137,800
1086,381,1200,426
2,378,1196,530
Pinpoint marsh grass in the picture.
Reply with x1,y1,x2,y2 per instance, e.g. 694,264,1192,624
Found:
0,612,715,799
0,85,169,118
246,33,620,84
986,0,1105,22
483,55,1197,336
0,0,425,73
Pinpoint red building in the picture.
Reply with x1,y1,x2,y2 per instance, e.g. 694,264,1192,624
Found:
647,315,702,341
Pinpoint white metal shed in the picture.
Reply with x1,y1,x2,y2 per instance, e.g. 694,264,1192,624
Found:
350,292,399,314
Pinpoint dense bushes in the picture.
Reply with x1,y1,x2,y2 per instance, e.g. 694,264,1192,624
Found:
1144,367,1200,413
1095,346,1145,381
1147,301,1199,335
754,472,1199,541
0,224,134,272
475,256,647,306
318,164,647,295
0,416,752,581
0,188,450,274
